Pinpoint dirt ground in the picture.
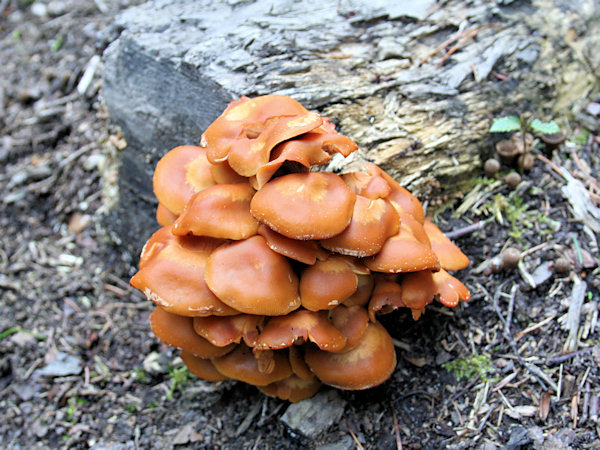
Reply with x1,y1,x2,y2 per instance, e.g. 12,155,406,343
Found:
1,1,599,449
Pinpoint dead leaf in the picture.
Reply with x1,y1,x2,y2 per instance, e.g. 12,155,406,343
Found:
539,390,551,421
171,422,203,445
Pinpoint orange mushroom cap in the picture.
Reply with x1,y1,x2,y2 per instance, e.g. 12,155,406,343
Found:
288,346,315,381
180,350,229,382
153,145,215,215
149,307,234,358
423,220,470,271
400,270,437,317
367,274,404,322
254,309,347,352
342,165,391,200
258,224,324,265
212,344,292,386
342,273,374,307
131,229,238,317
209,160,248,184
254,127,357,189
321,195,399,257
204,235,301,316
172,183,259,240
432,269,471,307
193,314,264,347
305,321,396,390
330,305,369,350
156,203,178,227
203,95,323,177
258,374,322,403
299,255,359,311
364,213,440,273
373,164,426,224
251,172,356,240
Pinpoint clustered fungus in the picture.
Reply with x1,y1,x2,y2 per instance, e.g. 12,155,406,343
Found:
130,95,471,402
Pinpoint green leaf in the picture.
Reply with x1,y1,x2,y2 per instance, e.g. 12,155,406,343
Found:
529,119,560,135
489,116,522,133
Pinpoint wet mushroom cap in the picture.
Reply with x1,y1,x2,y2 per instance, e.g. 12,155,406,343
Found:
432,269,471,307
172,183,259,240
299,256,358,311
342,274,374,307
205,235,301,316
321,195,399,257
212,344,292,386
367,275,404,322
250,172,356,240
258,224,323,265
258,374,322,403
153,145,215,215
288,346,315,381
131,231,239,317
156,203,178,227
305,321,396,390
254,309,347,352
180,351,229,382
149,307,235,358
423,221,470,271
400,270,436,312
193,314,264,347
329,305,369,350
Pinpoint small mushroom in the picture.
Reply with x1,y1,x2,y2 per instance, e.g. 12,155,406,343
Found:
205,235,301,316
495,139,520,165
342,274,374,307
258,374,322,403
254,309,347,352
258,224,324,265
304,321,396,390
299,255,359,311
153,145,215,215
250,172,356,240
321,195,399,257
432,269,471,307
193,314,265,347
484,158,501,177
400,271,437,320
131,229,238,317
288,346,315,381
367,274,404,322
172,183,259,240
149,307,234,358
180,351,229,382
423,220,470,271
330,305,369,350
212,344,292,386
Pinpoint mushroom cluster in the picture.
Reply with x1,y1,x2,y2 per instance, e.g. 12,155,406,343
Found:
130,95,471,402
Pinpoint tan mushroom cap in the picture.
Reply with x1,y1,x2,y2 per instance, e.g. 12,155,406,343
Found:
432,269,471,307
209,160,247,184
300,256,358,311
153,145,215,215
305,321,396,390
131,230,238,317
330,305,369,350
149,307,234,358
258,224,324,265
180,351,229,382
205,235,301,316
342,165,391,200
156,203,178,227
172,183,259,240
258,375,322,403
254,310,347,352
423,220,470,271
212,344,292,386
288,346,315,381
364,213,440,273
203,95,323,177
250,172,356,240
400,271,436,320
374,165,425,224
367,275,404,322
321,195,399,257
342,274,374,307
253,126,357,189
193,314,264,347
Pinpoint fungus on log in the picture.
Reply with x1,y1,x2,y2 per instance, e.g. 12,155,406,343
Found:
130,94,471,402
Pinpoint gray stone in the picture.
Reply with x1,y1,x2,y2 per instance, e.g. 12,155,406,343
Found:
36,351,82,377
316,435,355,450
280,390,347,439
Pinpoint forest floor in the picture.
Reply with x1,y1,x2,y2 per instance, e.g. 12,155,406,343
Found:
0,1,599,449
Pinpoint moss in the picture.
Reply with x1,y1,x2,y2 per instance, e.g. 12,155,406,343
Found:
442,354,494,382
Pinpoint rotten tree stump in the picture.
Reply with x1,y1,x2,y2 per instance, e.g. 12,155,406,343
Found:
102,0,599,258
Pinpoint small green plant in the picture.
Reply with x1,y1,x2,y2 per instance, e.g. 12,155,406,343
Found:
490,115,560,135
65,397,86,421
442,354,494,382
166,366,192,399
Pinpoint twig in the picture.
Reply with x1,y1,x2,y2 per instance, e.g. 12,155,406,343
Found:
437,29,481,66
547,345,599,365
564,276,587,353
390,403,403,450
345,420,365,450
444,219,492,240
515,314,557,342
